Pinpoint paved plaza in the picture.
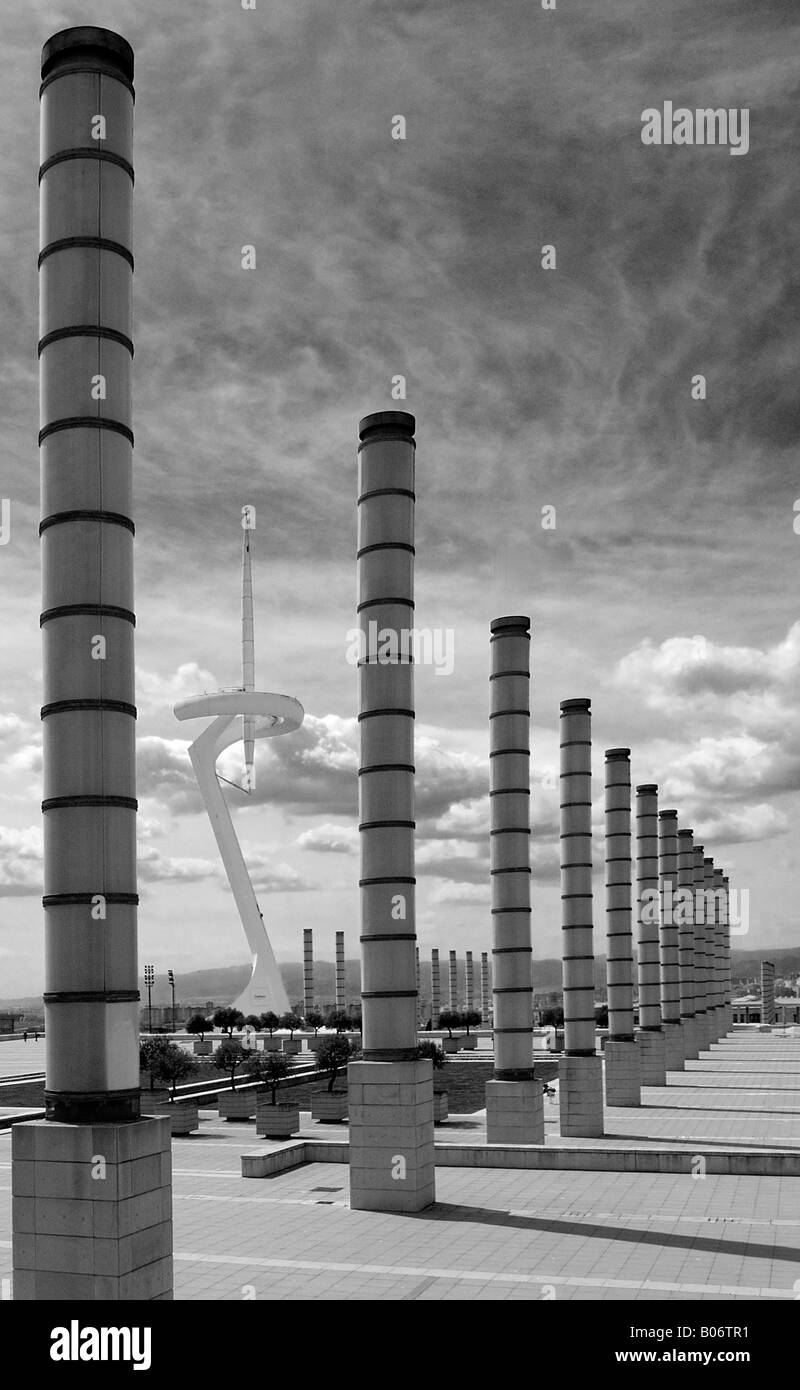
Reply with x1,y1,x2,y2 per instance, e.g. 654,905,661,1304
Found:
0,1031,798,1300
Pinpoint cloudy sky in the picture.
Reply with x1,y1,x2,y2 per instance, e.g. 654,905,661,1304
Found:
1,0,798,995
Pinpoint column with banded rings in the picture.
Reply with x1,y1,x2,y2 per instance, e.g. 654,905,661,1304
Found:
634,785,667,1084
558,698,604,1136
350,410,434,1213
603,749,640,1106
676,829,698,1060
486,617,543,1143
658,810,685,1070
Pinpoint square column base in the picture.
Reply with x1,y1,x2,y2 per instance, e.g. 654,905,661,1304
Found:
604,1040,641,1107
12,1118,173,1300
663,1019,685,1070
486,1078,544,1144
694,1012,710,1051
706,1008,720,1044
635,1029,666,1086
348,1059,435,1213
558,1055,604,1137
680,1016,699,1060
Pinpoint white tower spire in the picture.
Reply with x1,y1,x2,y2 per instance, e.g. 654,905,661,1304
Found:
241,519,255,787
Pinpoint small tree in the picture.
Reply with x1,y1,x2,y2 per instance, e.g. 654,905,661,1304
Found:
213,1007,244,1036
140,1035,172,1091
541,1006,564,1028
438,1010,462,1039
305,1010,324,1037
462,1009,482,1036
149,1041,199,1098
316,1035,358,1092
186,1014,211,1041
259,1011,280,1037
594,1005,609,1028
213,1038,246,1090
244,1013,262,1030
349,1009,363,1033
280,1011,302,1039
249,1050,290,1105
327,1010,350,1034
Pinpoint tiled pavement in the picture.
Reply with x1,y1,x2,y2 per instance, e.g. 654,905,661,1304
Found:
0,1031,798,1300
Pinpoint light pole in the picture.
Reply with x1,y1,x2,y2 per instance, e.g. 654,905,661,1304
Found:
168,970,175,1034
144,965,154,1035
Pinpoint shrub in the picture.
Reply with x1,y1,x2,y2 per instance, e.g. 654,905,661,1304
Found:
416,1040,447,1070
213,1038,246,1090
437,1010,462,1038
259,1011,280,1036
213,1008,244,1036
462,1010,482,1035
316,1035,358,1092
149,1042,199,1098
305,1010,324,1036
186,1014,211,1039
248,1050,290,1104
280,1012,303,1038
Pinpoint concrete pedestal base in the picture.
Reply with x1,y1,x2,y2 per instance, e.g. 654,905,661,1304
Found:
558,1055,604,1137
348,1059,435,1213
680,1017,698,1061
12,1118,173,1300
635,1028,666,1086
706,1009,720,1044
485,1078,544,1144
694,1012,710,1051
604,1040,641,1107
663,1020,685,1071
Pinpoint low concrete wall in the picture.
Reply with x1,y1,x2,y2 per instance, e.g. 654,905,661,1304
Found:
241,1138,800,1180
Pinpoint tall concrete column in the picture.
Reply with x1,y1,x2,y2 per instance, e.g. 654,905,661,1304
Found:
677,829,698,1060
703,858,719,1042
350,410,434,1212
722,875,733,1033
431,948,441,1025
465,951,474,1012
415,946,421,1028
692,845,709,1051
658,810,684,1070
558,699,603,1136
714,868,727,1036
481,951,490,1024
603,749,640,1106
486,617,542,1144
13,27,172,1301
634,785,666,1085
448,950,458,1012
761,960,775,1026
335,930,346,1012
303,928,314,1017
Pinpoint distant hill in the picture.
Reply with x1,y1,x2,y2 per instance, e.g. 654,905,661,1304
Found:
3,943,797,1011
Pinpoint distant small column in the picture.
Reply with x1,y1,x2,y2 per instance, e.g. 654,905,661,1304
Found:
416,946,421,1028
703,859,719,1042
486,616,542,1144
431,948,441,1025
634,785,667,1085
448,950,458,1013
658,810,684,1071
481,952,490,1024
677,829,697,1060
761,960,775,1026
303,929,314,1017
692,845,710,1051
465,951,474,1012
603,749,640,1107
335,930,346,1012
558,698,603,1136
